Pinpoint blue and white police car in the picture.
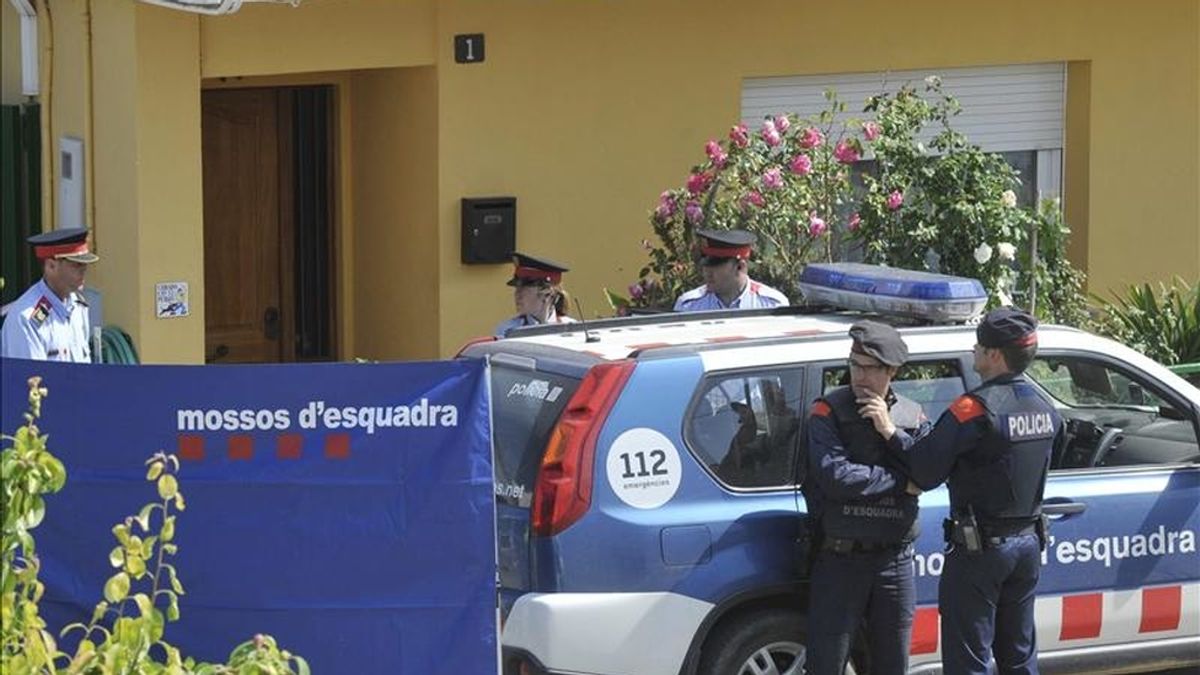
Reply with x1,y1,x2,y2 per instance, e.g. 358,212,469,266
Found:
462,265,1200,675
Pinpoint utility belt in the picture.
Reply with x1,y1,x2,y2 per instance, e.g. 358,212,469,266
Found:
820,537,909,555
943,507,1048,554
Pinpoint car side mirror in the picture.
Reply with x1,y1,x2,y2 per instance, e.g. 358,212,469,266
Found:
1158,405,1186,421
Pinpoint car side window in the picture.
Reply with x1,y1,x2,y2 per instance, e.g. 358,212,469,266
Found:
821,359,966,423
687,368,804,489
1027,355,1200,469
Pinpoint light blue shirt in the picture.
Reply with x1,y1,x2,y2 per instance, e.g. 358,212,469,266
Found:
494,313,578,338
674,279,789,312
1,279,92,362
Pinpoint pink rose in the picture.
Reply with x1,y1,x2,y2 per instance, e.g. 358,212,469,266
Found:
808,214,828,237
761,167,784,191
655,191,676,218
887,190,904,210
705,140,728,169
628,282,645,299
847,212,862,232
789,154,813,176
863,121,882,142
729,124,750,148
685,201,703,224
774,115,791,133
746,191,765,208
687,171,712,196
834,140,861,164
761,121,782,147
799,127,824,149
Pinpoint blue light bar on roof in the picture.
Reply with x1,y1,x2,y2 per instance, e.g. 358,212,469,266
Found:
798,263,987,322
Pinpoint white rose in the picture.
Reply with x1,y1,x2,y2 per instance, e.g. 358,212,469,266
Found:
1001,190,1017,208
973,242,993,264
997,242,1017,261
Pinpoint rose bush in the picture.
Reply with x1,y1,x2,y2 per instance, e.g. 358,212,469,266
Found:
612,79,1088,326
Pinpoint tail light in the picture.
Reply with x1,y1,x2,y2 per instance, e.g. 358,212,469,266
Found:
531,360,635,536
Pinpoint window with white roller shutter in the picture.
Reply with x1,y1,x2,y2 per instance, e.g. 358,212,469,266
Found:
741,63,1065,204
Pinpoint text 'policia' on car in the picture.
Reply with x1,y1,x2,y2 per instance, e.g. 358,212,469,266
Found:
459,263,1200,675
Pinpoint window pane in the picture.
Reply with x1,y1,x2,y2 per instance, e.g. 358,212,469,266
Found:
1028,356,1199,469
687,369,804,488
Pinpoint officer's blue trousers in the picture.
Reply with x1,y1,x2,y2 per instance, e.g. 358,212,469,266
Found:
939,534,1042,675
806,546,915,675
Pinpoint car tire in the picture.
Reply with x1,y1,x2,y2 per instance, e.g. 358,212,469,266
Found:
697,608,809,675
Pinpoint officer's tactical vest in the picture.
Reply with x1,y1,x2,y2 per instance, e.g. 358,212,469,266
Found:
819,387,923,544
949,375,1061,531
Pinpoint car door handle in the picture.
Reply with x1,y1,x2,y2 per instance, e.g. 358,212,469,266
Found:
1043,500,1087,518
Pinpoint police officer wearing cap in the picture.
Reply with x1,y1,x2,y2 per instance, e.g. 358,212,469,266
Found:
673,229,788,311
494,253,578,337
877,308,1063,675
802,320,929,675
1,228,99,362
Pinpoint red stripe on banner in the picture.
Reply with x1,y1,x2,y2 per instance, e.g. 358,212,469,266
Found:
325,434,350,459
706,335,746,343
178,435,204,461
1060,593,1103,640
277,434,303,460
783,329,823,337
910,606,939,655
228,435,253,461
1140,586,1182,633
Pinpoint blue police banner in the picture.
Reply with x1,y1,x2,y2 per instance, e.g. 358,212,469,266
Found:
1,358,496,674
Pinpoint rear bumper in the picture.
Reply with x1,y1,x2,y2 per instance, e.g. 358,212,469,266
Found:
501,591,714,675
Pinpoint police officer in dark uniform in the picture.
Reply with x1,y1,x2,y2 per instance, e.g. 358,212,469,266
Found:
802,320,929,675
893,308,1063,675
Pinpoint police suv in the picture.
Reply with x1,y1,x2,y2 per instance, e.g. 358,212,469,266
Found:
462,265,1200,675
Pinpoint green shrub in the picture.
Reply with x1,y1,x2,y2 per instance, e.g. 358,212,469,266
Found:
1,378,309,675
1093,278,1200,369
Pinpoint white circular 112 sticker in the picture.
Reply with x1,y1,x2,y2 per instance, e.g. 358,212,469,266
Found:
605,428,682,509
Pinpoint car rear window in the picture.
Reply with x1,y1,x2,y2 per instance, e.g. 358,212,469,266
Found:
491,366,581,507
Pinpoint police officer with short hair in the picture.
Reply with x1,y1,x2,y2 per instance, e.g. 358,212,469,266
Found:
494,253,577,337
1,228,99,362
883,308,1063,675
673,229,788,311
802,320,929,675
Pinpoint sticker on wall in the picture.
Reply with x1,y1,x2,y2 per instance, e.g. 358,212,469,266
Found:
606,428,682,509
155,282,189,319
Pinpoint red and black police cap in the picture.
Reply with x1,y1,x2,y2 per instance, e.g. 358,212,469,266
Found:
848,320,909,367
507,252,569,287
977,307,1038,348
696,228,757,265
28,227,100,264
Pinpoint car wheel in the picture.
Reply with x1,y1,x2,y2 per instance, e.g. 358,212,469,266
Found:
697,608,807,675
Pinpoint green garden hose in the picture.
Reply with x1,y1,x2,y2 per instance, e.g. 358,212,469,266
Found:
100,325,139,364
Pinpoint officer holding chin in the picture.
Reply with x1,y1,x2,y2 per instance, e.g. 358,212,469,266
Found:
871,308,1064,675
802,321,930,675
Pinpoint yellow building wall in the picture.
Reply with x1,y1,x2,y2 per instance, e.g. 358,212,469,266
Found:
350,66,441,360
199,0,434,78
432,0,1200,355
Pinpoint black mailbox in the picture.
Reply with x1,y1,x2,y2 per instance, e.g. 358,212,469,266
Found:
461,197,516,264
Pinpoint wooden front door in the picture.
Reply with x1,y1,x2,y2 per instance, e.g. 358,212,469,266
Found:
202,88,289,363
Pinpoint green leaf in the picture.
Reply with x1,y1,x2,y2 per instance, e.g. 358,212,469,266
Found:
166,593,180,621
157,474,179,499
103,572,130,603
125,551,146,577
91,601,109,624
162,515,176,542
136,502,158,531
146,461,165,481
133,592,154,617
109,546,125,568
